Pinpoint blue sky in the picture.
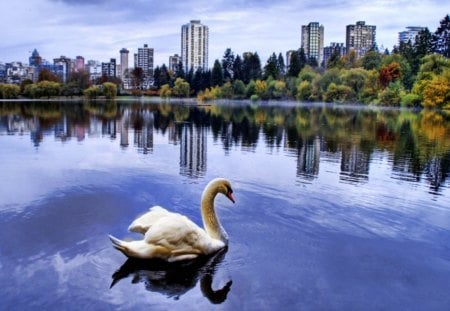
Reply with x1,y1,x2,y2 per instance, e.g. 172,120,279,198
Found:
0,0,445,66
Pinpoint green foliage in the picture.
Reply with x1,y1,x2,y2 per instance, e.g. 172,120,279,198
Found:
232,80,246,99
220,82,233,99
83,86,101,99
296,80,313,101
401,94,422,107
324,83,355,103
172,78,190,98
102,82,117,99
378,81,405,106
0,84,20,99
361,50,382,70
160,84,171,98
246,80,256,98
211,60,224,86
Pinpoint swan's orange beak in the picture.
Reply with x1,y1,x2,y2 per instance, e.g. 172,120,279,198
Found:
227,191,235,204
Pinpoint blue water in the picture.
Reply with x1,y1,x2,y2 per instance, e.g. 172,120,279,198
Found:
0,101,449,310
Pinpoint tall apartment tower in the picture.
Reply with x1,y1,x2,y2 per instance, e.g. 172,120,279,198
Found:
119,48,129,79
301,22,324,65
75,56,85,72
169,54,181,73
136,44,154,79
398,26,425,45
346,21,376,58
181,20,209,72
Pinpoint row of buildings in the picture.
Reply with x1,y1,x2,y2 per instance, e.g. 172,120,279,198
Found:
0,20,425,88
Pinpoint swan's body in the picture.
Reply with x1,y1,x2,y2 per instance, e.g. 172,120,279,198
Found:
109,178,235,262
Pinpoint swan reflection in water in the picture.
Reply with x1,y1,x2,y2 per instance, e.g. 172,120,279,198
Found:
110,247,232,303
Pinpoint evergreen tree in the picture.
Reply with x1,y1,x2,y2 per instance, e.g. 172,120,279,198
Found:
211,60,224,86
175,61,185,79
242,53,262,83
222,48,235,82
415,28,433,57
158,64,170,87
277,53,286,77
432,14,450,57
153,66,161,88
298,48,308,69
186,67,194,86
263,52,279,79
192,67,204,94
287,50,301,77
233,55,243,81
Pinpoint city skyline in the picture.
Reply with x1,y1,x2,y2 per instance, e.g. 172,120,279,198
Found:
0,0,445,66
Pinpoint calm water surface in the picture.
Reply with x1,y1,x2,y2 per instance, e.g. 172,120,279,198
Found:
1,100,449,310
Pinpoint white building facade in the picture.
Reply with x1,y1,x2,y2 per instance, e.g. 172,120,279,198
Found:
181,20,209,72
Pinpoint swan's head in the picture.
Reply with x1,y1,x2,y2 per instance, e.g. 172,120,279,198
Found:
209,178,235,204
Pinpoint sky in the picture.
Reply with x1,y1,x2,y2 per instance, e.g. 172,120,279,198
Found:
0,0,446,67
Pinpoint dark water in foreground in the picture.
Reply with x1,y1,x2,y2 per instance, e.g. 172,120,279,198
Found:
0,100,449,310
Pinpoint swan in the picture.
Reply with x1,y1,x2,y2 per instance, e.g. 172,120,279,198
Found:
109,178,235,262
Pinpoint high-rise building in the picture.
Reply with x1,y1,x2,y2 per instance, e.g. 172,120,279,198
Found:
53,56,72,83
101,58,116,78
301,22,324,66
75,56,85,72
323,42,346,67
169,54,181,73
136,44,154,79
29,49,42,66
398,26,426,45
181,20,209,72
346,21,376,58
119,48,129,79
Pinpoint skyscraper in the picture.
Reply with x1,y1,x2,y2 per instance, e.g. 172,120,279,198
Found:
119,48,129,79
29,49,42,66
169,54,181,73
346,21,376,58
75,56,85,72
301,22,324,66
181,20,209,72
398,26,425,45
136,44,154,79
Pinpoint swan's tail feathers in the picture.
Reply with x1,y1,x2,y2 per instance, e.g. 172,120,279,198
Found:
109,235,130,257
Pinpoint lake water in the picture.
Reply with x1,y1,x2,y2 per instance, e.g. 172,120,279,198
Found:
1,100,449,310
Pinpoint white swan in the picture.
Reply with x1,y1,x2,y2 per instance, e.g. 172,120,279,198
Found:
109,178,235,262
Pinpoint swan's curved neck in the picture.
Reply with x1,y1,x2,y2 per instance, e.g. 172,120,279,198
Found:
201,185,228,244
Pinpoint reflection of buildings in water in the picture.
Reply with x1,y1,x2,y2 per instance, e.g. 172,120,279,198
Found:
296,136,321,180
119,109,130,147
134,110,154,154
221,123,233,154
101,118,117,139
54,113,77,141
424,156,450,193
1,115,42,146
340,144,370,183
179,123,207,178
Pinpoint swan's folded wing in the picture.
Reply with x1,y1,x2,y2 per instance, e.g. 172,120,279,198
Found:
143,214,219,258
128,206,170,234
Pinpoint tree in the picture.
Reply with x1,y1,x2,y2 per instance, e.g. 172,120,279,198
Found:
222,48,235,82
172,78,190,97
379,62,402,88
84,86,101,99
211,60,224,86
68,70,90,92
263,52,279,79
432,14,450,57
38,68,60,82
232,79,246,99
159,84,171,98
242,52,262,83
131,67,144,89
422,74,450,108
103,82,117,99
287,50,301,77
277,53,286,77
233,55,244,81
361,50,382,70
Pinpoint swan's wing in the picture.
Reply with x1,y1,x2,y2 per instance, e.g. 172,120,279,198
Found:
143,214,225,261
128,206,171,234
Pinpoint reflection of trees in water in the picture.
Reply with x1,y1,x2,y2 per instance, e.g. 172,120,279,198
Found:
1,101,449,192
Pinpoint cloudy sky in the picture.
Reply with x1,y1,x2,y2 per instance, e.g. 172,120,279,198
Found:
0,0,446,66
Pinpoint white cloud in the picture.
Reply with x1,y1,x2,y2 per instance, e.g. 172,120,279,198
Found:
0,0,446,65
